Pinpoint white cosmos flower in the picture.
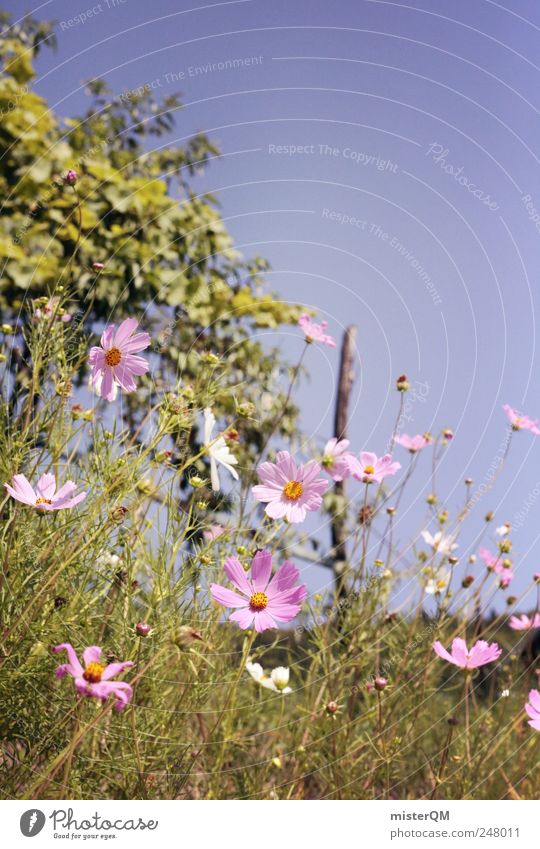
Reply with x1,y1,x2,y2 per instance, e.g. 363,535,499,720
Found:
246,660,292,694
203,408,239,492
425,569,450,595
495,523,511,536
421,530,458,556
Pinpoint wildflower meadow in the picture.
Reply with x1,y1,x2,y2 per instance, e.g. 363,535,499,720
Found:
1,11,540,808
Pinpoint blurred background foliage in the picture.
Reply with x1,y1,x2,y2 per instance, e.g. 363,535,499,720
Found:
0,13,304,451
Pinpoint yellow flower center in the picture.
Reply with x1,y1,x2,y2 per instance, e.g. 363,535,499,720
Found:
321,454,334,468
283,480,303,501
249,591,268,611
35,497,52,506
83,662,105,683
364,465,375,475
105,347,122,367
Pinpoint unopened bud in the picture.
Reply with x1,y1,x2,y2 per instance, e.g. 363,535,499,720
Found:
462,575,474,588
63,169,78,185
136,622,152,637
396,374,409,392
374,676,388,691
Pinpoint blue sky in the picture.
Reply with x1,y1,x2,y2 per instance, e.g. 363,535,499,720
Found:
6,0,540,608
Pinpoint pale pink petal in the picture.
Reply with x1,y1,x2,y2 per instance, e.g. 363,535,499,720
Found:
121,332,151,353
101,660,134,680
100,325,115,349
113,318,139,347
252,485,282,502
266,561,300,598
253,610,278,632
229,608,255,629
265,499,289,520
433,641,459,666
122,353,149,375
53,643,83,677
450,638,469,667
210,584,249,608
36,473,56,499
223,557,253,596
82,646,102,666
113,364,137,393
51,481,76,503
100,367,115,401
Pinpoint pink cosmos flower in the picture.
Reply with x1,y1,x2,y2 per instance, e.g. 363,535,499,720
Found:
53,643,133,710
4,473,86,510
478,547,514,587
503,404,540,435
321,437,355,481
525,689,540,731
203,524,226,542
88,318,150,402
348,451,401,484
210,550,307,632
479,547,499,570
433,638,502,669
252,451,328,523
298,313,336,347
509,613,540,630
394,433,430,453
498,568,514,588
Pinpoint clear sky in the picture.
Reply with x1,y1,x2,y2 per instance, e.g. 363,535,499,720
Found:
6,0,540,608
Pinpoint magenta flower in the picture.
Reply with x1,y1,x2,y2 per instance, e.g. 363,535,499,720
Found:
509,613,540,630
298,313,336,347
53,643,133,710
348,451,401,484
321,437,355,481
210,550,307,632
525,689,540,731
88,318,150,402
433,638,502,669
252,451,328,523
498,568,514,589
394,433,430,453
503,404,540,435
4,473,86,510
63,169,78,185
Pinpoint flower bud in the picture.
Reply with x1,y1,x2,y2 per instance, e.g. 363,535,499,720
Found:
465,478,473,486
326,700,339,715
498,539,512,554
171,625,203,647
136,622,152,637
442,428,454,441
534,573,540,584
396,374,409,392
63,169,78,185
426,494,437,505
374,676,388,691
386,506,396,515
92,261,105,271
506,596,518,606
485,511,494,522
448,556,459,566
462,575,474,588
110,505,128,524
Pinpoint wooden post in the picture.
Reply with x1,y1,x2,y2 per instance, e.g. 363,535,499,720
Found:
331,325,357,592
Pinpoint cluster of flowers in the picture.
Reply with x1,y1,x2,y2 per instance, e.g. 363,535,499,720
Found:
4,310,540,732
